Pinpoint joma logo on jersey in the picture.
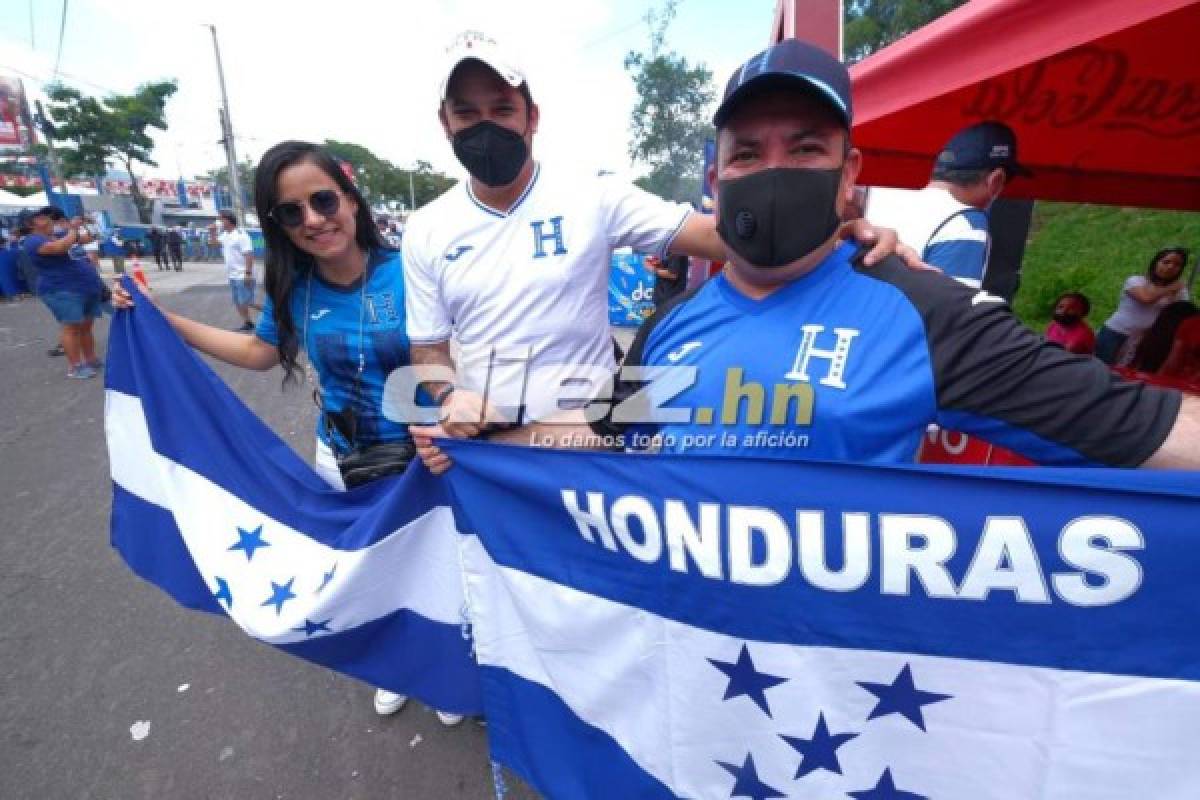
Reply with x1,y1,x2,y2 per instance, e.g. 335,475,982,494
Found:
785,324,860,390
444,245,473,262
531,216,568,258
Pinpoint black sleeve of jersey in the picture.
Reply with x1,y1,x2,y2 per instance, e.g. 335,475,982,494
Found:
852,252,1183,466
589,284,704,440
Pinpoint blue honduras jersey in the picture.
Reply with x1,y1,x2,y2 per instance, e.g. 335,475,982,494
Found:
610,242,1179,467
257,248,413,450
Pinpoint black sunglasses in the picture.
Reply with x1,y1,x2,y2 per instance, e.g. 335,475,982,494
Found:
269,189,341,228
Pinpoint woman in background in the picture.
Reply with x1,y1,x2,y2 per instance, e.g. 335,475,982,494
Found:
1094,247,1190,365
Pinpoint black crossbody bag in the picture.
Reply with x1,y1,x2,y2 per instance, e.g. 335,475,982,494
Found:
321,402,414,488
304,264,414,489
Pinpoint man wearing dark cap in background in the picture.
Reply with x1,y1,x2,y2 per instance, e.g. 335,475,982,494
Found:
416,39,1200,476
867,120,1031,288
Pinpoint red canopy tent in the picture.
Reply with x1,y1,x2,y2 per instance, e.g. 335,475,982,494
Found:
850,0,1200,211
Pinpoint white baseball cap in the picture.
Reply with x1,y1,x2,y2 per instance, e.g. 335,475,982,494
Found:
439,31,527,100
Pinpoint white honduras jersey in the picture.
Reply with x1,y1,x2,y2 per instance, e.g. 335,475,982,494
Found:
866,186,990,287
403,162,691,419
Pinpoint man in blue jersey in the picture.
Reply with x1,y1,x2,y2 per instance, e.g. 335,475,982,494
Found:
414,39,1199,472
867,121,1030,287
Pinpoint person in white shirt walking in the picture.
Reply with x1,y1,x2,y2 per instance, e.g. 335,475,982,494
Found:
215,210,261,332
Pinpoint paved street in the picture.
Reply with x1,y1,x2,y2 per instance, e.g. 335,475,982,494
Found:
0,261,538,800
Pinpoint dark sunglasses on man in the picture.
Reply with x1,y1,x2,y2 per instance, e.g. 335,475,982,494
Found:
268,189,341,228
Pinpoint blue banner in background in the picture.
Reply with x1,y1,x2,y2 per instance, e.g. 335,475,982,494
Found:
608,252,656,327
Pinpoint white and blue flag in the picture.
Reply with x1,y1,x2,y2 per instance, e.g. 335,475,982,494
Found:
442,441,1200,799
104,280,481,715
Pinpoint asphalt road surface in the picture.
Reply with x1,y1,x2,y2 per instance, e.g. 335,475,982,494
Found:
0,261,540,800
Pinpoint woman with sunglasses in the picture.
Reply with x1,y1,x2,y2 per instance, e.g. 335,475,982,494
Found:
113,140,463,725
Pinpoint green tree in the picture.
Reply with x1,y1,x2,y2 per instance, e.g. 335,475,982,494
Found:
323,139,401,203
624,0,714,203
42,80,178,222
202,159,256,205
844,0,970,63
321,141,455,210
405,160,457,210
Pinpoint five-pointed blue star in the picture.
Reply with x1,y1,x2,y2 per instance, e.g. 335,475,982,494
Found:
228,524,270,561
212,576,233,609
708,644,788,717
316,562,337,594
857,664,951,731
716,753,786,800
780,712,858,778
848,768,927,800
293,618,332,636
260,577,296,615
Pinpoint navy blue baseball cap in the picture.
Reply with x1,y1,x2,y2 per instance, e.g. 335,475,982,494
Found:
936,121,1032,178
713,39,851,129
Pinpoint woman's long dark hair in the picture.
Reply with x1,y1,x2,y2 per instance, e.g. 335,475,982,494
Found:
254,141,390,385
1131,301,1198,373
1146,246,1189,286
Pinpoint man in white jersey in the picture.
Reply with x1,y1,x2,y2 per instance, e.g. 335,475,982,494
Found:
403,31,905,435
866,121,1030,288
215,210,260,332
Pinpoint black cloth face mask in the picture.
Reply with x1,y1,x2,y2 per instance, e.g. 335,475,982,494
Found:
452,120,529,187
1052,312,1082,326
716,166,844,268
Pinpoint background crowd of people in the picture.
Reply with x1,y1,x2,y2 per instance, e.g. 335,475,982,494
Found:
1044,246,1197,386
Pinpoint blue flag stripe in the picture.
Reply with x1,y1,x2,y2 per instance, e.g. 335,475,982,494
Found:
112,484,224,614
105,283,483,715
480,666,675,799
104,279,441,544
443,440,1200,682
111,481,484,712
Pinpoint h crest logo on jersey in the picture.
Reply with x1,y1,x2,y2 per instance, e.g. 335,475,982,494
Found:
531,216,568,259
365,291,400,325
785,324,860,390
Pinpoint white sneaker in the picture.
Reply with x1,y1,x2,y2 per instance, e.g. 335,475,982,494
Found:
436,711,465,726
373,689,408,716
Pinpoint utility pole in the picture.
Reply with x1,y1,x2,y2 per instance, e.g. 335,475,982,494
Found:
208,24,245,225
408,169,416,212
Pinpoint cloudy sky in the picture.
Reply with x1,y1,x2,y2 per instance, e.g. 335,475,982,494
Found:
1,0,780,184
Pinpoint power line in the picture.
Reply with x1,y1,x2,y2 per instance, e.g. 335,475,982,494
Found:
580,17,645,50
52,0,69,79
0,63,119,96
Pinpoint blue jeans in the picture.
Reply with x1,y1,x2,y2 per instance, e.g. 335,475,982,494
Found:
1094,325,1128,365
229,278,256,307
41,290,101,324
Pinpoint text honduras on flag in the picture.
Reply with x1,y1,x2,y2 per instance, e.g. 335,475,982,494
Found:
103,278,481,715
444,440,1200,799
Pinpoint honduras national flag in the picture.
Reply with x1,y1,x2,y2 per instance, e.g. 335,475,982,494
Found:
104,279,481,716
442,441,1200,799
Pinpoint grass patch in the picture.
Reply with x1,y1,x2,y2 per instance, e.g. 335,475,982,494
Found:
1013,203,1200,331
